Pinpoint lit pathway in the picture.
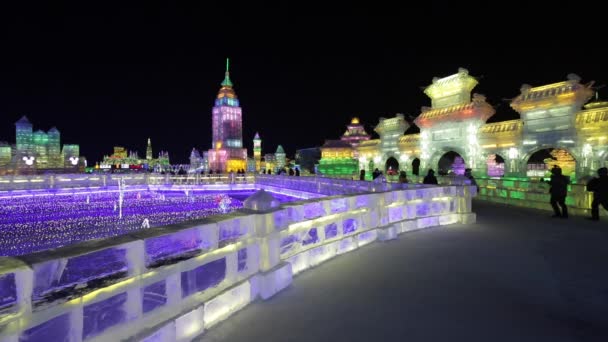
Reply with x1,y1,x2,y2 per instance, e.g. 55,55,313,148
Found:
199,201,608,342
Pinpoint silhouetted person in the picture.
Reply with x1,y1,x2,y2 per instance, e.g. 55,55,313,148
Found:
586,167,608,221
547,166,569,218
178,167,186,175
359,169,366,181
464,168,478,192
289,168,295,176
295,167,300,176
398,170,408,183
372,168,381,180
423,169,438,185
267,169,271,175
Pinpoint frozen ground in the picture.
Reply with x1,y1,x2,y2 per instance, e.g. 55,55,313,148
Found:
199,200,608,342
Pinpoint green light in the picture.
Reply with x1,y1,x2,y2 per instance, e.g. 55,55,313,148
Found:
221,57,233,87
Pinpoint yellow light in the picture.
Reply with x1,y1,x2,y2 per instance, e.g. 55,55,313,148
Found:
351,117,360,124
481,144,497,148
528,81,568,92
500,143,515,147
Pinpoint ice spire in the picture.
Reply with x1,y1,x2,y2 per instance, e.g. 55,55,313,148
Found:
221,58,233,87
146,137,153,160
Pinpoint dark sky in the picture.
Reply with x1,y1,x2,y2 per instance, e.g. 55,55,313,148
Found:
1,3,606,164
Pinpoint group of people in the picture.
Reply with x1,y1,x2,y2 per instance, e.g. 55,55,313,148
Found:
361,167,477,188
361,164,608,221
539,165,608,221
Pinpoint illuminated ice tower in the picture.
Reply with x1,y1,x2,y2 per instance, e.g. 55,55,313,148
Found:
341,117,371,149
15,116,34,170
253,132,262,171
146,138,153,160
275,145,286,171
208,58,247,172
47,127,62,168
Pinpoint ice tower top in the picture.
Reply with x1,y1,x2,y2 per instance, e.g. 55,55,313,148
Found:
215,58,240,107
221,58,233,87
15,115,31,125
424,68,478,109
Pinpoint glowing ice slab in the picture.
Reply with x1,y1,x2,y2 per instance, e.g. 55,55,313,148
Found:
175,307,204,342
259,262,292,300
439,214,460,225
378,225,398,241
140,322,176,342
204,280,251,328
337,237,357,255
356,229,377,247
460,213,477,224
417,216,439,229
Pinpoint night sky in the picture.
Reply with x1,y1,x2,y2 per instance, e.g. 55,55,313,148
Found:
1,3,606,164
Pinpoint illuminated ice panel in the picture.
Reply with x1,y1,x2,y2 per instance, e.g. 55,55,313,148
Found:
82,292,128,339
20,312,71,342
181,257,226,298
0,273,16,313
32,247,128,303
144,227,212,268
143,280,167,314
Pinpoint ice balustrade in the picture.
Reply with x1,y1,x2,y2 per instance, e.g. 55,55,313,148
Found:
0,181,475,342
474,176,594,216
0,173,256,192
255,174,430,195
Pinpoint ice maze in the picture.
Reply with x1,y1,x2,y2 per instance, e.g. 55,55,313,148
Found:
0,176,476,342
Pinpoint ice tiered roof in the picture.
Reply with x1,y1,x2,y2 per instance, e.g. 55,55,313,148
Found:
15,116,31,125
414,94,495,129
358,139,380,150
322,140,352,149
398,134,420,144
479,120,523,135
576,101,608,128
510,75,594,112
424,68,478,101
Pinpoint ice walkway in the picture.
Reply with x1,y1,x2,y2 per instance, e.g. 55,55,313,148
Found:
199,201,608,342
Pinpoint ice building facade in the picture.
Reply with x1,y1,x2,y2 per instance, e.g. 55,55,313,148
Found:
320,68,606,181
0,116,83,175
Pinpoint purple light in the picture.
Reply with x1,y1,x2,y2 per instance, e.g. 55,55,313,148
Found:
0,190,298,256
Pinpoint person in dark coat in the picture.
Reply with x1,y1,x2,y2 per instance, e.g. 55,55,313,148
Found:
372,168,381,180
423,169,438,185
359,169,366,181
295,167,300,176
547,166,569,218
464,168,478,192
398,170,408,183
586,167,608,221
288,168,295,176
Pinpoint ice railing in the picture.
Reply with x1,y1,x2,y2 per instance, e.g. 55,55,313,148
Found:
474,177,594,215
0,173,255,191
255,174,433,195
0,183,476,342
